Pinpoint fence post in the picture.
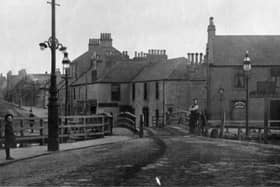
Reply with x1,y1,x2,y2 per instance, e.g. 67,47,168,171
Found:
60,117,64,143
258,128,262,143
264,97,268,144
102,116,105,137
20,119,24,137
40,119,44,145
237,127,241,140
219,112,225,138
84,117,87,140
139,114,144,138
110,112,113,135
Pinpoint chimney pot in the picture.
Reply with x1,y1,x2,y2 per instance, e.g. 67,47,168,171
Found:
195,53,199,64
210,17,214,25
199,53,203,63
191,53,194,64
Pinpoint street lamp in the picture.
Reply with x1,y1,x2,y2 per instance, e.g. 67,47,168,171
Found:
62,52,71,118
218,87,224,137
39,0,67,151
243,51,252,137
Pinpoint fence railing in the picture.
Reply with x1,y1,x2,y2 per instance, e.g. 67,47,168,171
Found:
166,111,189,126
152,115,164,127
116,112,137,133
0,115,113,146
208,120,280,129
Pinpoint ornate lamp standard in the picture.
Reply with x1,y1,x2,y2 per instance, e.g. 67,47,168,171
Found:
39,0,67,151
243,51,252,137
62,52,71,118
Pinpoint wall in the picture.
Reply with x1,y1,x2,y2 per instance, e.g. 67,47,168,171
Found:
133,81,164,128
133,80,206,128
209,66,272,120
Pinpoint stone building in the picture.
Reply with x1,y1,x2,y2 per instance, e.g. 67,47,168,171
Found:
132,56,206,127
206,17,280,123
68,33,127,114
70,45,206,127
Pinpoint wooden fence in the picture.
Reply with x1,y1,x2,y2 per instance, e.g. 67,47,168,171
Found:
0,115,113,146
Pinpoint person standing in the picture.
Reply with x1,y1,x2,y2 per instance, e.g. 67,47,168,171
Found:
189,98,200,133
29,109,35,133
4,113,16,160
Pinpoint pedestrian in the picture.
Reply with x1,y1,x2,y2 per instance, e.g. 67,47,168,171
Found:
4,113,16,160
29,109,35,133
189,98,200,133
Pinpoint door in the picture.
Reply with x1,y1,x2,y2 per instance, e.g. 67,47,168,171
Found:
142,107,149,127
270,100,280,127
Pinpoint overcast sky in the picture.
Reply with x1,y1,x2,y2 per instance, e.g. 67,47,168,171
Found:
1,0,280,75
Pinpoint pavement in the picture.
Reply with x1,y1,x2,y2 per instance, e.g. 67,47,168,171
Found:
0,131,160,186
0,133,132,166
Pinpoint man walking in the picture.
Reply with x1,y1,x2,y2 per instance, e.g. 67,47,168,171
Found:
4,113,16,160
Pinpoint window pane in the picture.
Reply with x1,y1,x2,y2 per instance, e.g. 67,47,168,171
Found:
111,84,120,101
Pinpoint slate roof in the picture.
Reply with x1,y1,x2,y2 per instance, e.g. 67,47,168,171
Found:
71,46,124,78
98,61,149,83
213,35,280,65
71,57,206,86
132,57,191,82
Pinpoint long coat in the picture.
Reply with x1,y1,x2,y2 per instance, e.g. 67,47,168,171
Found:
4,122,16,148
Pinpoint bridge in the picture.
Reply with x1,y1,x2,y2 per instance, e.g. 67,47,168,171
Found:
0,114,113,146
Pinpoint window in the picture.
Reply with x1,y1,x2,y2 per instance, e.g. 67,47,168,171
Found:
78,87,81,99
111,84,120,101
155,82,159,99
73,88,76,100
132,83,135,101
92,70,97,82
271,68,280,88
144,83,148,100
234,73,245,88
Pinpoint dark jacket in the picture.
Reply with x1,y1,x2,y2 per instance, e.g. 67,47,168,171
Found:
5,122,16,148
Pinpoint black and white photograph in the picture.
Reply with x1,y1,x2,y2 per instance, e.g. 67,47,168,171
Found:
0,0,280,186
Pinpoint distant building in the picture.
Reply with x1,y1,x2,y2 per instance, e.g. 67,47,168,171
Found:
5,69,51,108
206,17,280,123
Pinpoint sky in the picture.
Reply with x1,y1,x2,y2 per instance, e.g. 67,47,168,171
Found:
1,0,280,75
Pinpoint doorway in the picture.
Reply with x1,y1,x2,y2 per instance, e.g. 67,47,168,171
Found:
270,100,280,127
142,107,149,127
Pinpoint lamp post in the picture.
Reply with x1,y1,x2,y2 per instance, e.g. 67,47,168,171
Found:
218,87,224,137
243,51,252,137
39,0,67,151
62,52,71,118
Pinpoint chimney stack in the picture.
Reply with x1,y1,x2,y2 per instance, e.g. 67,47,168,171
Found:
100,33,112,47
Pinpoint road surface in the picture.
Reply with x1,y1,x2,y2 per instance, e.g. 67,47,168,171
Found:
1,126,280,186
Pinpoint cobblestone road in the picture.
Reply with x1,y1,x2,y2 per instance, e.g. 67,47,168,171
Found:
2,127,280,186
123,127,280,186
